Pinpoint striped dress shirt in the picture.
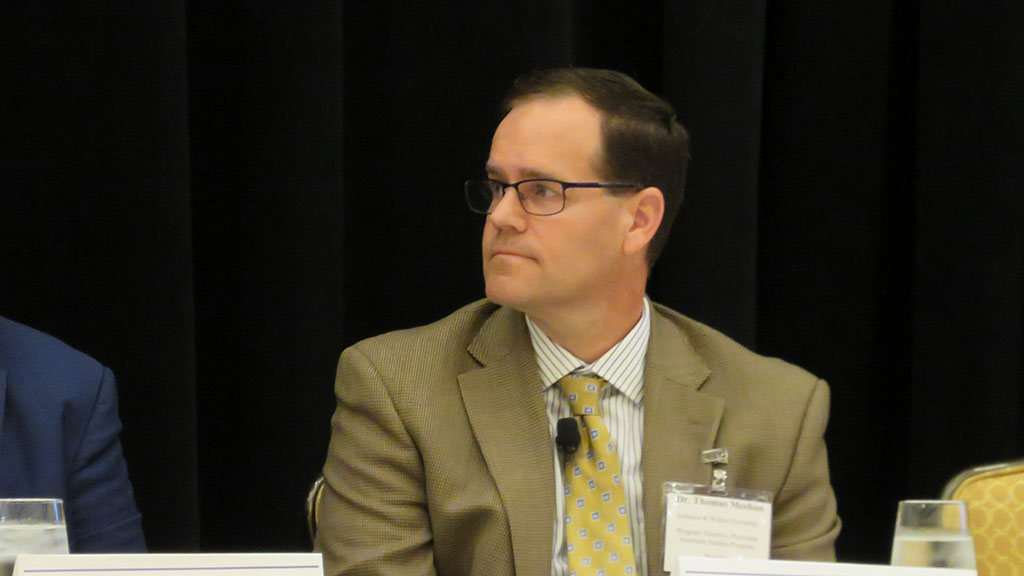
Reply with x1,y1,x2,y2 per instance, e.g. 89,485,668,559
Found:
526,297,651,576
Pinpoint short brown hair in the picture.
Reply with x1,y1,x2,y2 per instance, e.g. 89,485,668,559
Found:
502,68,690,267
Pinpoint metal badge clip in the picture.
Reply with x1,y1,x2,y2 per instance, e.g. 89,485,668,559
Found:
711,468,728,494
701,448,729,494
700,448,729,464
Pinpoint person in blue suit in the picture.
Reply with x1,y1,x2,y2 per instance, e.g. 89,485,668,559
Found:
0,315,146,552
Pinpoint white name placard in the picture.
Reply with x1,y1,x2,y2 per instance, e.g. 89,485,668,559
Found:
663,490,771,571
14,553,322,576
673,556,977,576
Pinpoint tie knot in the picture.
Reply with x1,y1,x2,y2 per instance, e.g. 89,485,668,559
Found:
559,374,605,417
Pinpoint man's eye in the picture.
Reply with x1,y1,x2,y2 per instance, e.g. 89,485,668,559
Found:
526,182,558,198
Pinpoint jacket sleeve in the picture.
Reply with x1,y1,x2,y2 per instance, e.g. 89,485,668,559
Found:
770,379,841,560
315,344,437,576
66,366,146,552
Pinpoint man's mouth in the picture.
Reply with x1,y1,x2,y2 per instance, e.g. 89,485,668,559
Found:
490,249,532,260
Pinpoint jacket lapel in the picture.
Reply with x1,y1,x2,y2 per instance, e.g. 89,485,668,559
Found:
642,306,723,574
458,307,553,576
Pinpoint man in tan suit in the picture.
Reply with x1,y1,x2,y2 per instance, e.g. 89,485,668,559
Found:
316,68,840,576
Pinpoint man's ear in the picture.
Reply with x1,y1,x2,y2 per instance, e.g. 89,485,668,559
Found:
622,187,664,257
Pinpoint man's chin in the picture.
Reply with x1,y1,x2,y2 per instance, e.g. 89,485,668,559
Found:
484,282,530,311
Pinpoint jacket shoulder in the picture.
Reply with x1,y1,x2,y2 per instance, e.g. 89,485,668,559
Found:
651,303,822,395
344,299,502,371
357,299,497,347
0,316,106,393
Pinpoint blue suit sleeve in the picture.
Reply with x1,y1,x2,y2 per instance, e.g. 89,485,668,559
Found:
65,367,147,552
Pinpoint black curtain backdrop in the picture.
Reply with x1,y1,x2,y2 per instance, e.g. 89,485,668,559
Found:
2,1,1021,563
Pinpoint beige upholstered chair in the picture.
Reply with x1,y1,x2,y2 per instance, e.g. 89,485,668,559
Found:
306,475,326,543
942,459,1024,576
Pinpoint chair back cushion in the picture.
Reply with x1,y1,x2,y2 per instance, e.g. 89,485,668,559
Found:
948,461,1024,576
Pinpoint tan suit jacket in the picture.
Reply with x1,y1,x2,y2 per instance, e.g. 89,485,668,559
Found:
316,300,840,576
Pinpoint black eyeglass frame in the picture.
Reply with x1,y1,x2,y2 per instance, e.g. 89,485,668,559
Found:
464,178,643,216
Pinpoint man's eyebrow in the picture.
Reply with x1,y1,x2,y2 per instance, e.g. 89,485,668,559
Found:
484,164,559,181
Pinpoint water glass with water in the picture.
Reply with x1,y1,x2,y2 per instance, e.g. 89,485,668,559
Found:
890,499,976,569
0,499,70,576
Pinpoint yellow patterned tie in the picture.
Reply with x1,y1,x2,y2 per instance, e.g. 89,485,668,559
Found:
559,374,637,576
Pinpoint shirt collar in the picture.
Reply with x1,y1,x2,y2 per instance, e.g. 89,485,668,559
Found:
526,297,650,404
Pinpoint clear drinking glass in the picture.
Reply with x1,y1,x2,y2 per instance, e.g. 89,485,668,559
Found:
890,499,976,569
0,499,70,576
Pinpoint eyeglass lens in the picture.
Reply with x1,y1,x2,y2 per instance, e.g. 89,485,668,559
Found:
466,180,565,216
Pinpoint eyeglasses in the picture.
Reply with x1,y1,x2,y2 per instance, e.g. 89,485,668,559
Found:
464,178,641,216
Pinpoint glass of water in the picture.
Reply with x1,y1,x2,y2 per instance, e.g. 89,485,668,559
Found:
890,499,976,569
0,499,70,576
